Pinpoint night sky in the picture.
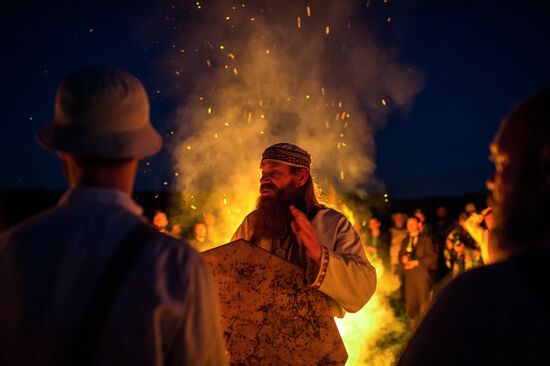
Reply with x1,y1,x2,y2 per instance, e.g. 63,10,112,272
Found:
1,0,549,198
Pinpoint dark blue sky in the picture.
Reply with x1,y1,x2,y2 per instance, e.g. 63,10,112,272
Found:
1,1,548,198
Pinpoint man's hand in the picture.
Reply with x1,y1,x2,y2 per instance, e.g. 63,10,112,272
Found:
404,260,419,270
289,205,322,263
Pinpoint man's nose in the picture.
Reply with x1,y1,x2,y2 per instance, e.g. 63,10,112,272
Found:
486,173,495,191
260,174,271,183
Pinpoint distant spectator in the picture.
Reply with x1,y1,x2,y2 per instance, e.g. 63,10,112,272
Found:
203,212,218,243
464,202,477,215
170,223,183,239
189,221,213,252
152,210,169,233
390,212,408,272
364,217,391,271
434,206,452,282
444,212,483,278
399,216,437,327
415,209,437,284
464,207,494,264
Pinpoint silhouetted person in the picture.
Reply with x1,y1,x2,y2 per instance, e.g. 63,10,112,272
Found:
398,88,550,365
0,67,226,365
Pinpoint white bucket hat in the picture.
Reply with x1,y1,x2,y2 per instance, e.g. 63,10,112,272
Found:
36,66,162,159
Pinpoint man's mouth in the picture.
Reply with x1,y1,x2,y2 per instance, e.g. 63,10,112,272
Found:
260,184,277,195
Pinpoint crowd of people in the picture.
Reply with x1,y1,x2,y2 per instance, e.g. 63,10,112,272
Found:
362,202,495,326
151,210,217,252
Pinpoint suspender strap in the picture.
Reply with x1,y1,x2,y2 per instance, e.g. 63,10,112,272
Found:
68,222,159,364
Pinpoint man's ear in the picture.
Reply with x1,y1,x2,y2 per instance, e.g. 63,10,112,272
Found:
296,168,309,187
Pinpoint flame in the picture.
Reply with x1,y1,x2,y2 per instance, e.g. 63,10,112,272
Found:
195,186,408,365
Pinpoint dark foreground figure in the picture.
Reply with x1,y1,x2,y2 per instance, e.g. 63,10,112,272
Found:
0,67,226,365
398,88,550,365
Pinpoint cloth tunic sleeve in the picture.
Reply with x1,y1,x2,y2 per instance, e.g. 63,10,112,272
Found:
310,211,377,317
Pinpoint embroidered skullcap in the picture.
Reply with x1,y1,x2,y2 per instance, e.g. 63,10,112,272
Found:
261,143,311,169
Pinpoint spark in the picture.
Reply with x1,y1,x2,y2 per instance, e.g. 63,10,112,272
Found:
226,16,230,21
208,107,212,114
341,111,346,119
186,145,192,150
381,98,387,106
387,17,392,23
224,122,230,126
259,99,263,107
220,45,225,50
214,133,219,139
223,198,228,205
384,193,389,197
174,172,180,177
250,17,255,21
338,101,343,108
306,6,311,17
228,53,235,59
247,112,252,122
297,16,301,29
321,87,326,95
89,28,94,33
233,68,238,75
265,49,270,54
191,205,197,210
163,181,168,186
325,26,330,35
340,171,345,180
306,94,311,99
206,59,211,67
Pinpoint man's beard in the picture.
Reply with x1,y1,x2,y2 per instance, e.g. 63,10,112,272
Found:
253,181,301,240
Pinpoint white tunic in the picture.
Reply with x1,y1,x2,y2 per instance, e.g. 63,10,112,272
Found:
232,207,377,317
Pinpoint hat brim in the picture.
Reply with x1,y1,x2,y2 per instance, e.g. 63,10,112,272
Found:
36,122,163,159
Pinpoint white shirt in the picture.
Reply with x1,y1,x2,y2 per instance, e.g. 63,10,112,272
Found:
0,187,226,366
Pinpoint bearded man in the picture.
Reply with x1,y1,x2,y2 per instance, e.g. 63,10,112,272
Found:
232,143,377,317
